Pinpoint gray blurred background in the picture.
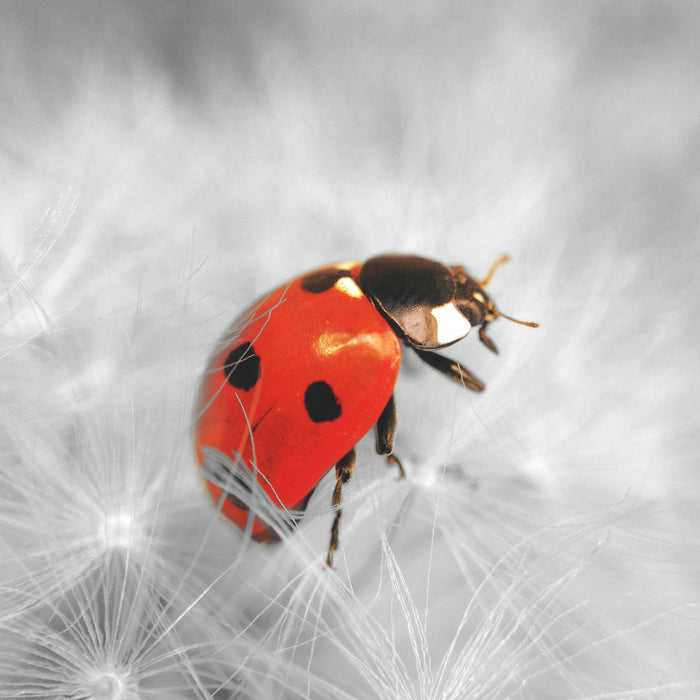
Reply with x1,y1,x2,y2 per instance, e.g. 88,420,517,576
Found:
2,2,699,697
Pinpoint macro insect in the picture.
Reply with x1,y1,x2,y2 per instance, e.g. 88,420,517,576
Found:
194,253,537,565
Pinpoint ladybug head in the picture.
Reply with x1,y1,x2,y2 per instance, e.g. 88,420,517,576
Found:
359,253,537,352
450,255,538,354
451,266,496,327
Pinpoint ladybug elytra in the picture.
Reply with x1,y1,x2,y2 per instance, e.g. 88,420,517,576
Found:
194,253,537,565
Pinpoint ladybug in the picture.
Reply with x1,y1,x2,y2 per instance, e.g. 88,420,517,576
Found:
194,253,537,565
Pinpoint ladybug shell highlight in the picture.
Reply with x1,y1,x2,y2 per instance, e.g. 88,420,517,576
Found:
195,262,401,539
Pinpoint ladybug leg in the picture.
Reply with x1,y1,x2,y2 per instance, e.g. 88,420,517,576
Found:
412,348,485,392
375,395,406,479
478,322,499,354
327,447,355,567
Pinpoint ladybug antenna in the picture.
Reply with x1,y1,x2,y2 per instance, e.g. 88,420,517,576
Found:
479,255,539,328
479,306,538,355
494,309,539,328
479,254,510,287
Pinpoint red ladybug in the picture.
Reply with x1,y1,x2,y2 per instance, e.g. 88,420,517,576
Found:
194,254,536,565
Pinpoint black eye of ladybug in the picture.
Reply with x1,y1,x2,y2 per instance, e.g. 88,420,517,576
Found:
456,298,486,326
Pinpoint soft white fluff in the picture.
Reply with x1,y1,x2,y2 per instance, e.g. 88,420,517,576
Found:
1,3,699,698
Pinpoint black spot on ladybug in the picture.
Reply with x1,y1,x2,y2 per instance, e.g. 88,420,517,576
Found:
300,267,350,294
304,381,342,423
224,342,260,391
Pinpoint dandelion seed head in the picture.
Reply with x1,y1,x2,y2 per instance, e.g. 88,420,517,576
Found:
99,507,140,552
407,460,439,488
85,667,133,700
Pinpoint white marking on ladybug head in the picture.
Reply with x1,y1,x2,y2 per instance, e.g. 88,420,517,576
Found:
431,302,471,345
335,276,364,299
